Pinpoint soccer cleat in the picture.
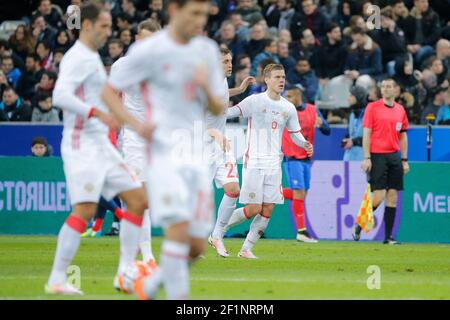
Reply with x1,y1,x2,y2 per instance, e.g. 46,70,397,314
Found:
208,235,229,258
45,283,84,295
352,225,362,241
296,229,318,243
105,227,119,236
383,237,401,245
81,228,101,238
113,275,122,292
238,249,258,259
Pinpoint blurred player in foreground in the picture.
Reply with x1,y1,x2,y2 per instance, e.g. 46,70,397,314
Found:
102,0,225,299
109,19,162,270
45,2,148,295
207,47,255,257
282,84,330,243
223,64,313,259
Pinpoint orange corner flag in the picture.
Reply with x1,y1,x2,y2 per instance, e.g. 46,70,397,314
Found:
355,184,375,233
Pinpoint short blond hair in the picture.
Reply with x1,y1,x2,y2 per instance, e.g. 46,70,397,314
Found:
263,63,284,78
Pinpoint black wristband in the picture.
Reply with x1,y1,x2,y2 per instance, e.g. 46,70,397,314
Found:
402,158,408,162
365,157,371,160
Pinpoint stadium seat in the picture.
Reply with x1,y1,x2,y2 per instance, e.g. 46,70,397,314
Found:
315,75,353,109
0,20,25,40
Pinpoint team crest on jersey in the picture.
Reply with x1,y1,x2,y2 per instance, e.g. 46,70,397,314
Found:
249,192,256,199
84,183,94,193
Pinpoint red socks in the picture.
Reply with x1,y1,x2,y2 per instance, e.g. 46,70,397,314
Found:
114,207,124,220
66,215,88,233
283,188,293,200
92,218,104,232
292,199,306,230
122,211,143,226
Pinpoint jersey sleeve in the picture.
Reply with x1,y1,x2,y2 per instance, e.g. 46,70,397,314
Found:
52,56,95,117
233,95,255,118
108,40,155,91
362,103,373,129
286,104,301,133
401,109,409,132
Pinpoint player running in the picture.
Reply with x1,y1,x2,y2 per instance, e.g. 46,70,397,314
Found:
45,2,148,295
110,19,161,269
223,64,313,259
101,0,225,300
207,47,255,258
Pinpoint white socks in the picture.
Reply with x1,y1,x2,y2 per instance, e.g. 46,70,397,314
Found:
242,215,270,252
158,240,190,300
225,207,249,232
118,213,143,274
139,209,155,262
48,215,86,286
212,193,238,239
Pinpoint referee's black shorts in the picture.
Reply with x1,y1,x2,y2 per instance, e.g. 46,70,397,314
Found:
369,152,403,191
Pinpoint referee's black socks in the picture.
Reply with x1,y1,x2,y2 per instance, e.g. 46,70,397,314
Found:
384,206,396,239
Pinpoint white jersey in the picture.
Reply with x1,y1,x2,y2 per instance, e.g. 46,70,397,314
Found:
234,91,301,169
111,56,146,122
205,78,229,135
108,30,226,163
53,40,110,148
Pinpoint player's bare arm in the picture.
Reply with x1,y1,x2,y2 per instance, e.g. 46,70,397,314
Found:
228,76,256,97
362,127,372,172
101,84,155,141
400,132,409,174
207,128,230,152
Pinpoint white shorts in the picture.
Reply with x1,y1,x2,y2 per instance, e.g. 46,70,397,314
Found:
209,152,239,189
122,128,146,181
62,141,141,206
146,155,214,239
239,167,284,205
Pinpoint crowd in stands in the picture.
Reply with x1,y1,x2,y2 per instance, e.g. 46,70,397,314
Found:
0,0,449,125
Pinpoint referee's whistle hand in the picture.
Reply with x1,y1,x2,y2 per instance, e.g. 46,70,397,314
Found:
361,159,372,172
403,161,410,175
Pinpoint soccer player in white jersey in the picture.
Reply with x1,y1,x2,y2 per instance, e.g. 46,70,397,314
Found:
45,2,148,295
206,47,255,257
224,64,314,259
110,19,161,270
101,0,225,300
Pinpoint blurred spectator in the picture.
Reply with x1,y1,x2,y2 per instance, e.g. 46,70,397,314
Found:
391,0,409,31
48,48,65,73
116,13,134,32
278,40,296,74
230,64,252,104
286,57,319,103
335,0,357,30
422,56,449,89
277,0,295,31
8,25,36,62
216,20,247,58
54,30,72,51
420,87,447,124
344,27,382,83
245,23,268,59
435,89,450,125
290,0,330,41
108,39,124,62
370,7,407,75
31,14,57,44
229,12,251,41
0,40,25,72
119,29,133,52
36,40,53,70
16,54,44,101
278,28,292,44
33,0,64,29
145,0,168,25
403,0,441,66
249,58,275,94
343,85,368,161
251,38,280,76
436,39,450,70
121,0,145,26
31,92,60,123
290,28,318,62
0,87,32,122
236,53,252,69
34,71,57,105
0,71,8,98
31,136,51,157
1,56,22,88
315,23,347,81
263,0,280,28
394,81,416,122
343,15,366,40
235,0,264,26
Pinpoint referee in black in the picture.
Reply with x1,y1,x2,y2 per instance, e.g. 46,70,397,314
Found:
353,78,410,244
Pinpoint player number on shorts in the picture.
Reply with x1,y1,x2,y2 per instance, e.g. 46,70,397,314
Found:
226,162,236,178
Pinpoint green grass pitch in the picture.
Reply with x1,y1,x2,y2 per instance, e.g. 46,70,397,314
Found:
0,236,449,300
